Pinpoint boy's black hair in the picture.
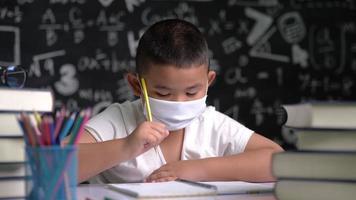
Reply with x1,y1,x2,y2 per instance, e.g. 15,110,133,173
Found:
135,19,209,74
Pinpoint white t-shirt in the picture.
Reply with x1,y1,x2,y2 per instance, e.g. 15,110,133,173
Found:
85,99,254,183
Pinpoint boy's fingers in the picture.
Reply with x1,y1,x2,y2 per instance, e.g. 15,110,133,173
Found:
150,165,171,177
147,170,175,182
141,121,169,137
150,130,164,143
150,122,169,134
150,121,167,129
150,125,169,137
145,129,167,146
149,176,177,183
152,176,177,182
145,134,160,146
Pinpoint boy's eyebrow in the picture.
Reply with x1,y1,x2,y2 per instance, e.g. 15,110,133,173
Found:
186,84,203,90
153,84,203,90
153,85,171,90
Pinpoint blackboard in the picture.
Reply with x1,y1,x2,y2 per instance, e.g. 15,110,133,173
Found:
1,0,356,146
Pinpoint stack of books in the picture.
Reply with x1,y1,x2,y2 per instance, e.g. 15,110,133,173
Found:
273,102,356,200
0,88,53,199
0,113,26,199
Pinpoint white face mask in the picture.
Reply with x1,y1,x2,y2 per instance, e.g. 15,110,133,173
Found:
142,95,207,131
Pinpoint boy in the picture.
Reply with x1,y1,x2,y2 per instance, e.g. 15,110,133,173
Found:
76,19,283,183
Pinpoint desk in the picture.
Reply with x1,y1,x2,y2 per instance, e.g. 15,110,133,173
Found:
77,185,276,200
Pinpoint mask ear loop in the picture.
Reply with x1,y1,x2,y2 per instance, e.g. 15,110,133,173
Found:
136,73,143,94
205,81,209,96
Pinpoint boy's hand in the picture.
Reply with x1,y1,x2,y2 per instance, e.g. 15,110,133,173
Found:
145,160,203,182
125,121,169,158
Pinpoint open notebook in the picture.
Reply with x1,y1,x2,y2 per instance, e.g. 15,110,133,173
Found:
107,180,274,199
203,181,275,195
108,180,216,199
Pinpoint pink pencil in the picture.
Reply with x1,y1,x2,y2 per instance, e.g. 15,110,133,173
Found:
54,108,65,142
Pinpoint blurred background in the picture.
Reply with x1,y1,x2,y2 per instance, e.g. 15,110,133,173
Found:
1,0,355,148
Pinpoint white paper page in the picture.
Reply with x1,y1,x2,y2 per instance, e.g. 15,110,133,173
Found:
202,181,275,195
109,181,216,198
77,186,135,200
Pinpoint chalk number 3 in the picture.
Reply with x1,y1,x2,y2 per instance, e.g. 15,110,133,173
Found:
55,64,79,96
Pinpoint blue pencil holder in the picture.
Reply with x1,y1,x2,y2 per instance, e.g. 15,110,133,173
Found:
25,146,77,200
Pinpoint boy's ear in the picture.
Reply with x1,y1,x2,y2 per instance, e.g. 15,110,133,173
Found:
207,70,216,86
126,73,141,96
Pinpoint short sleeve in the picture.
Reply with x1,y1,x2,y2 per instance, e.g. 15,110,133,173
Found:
210,109,254,155
85,103,125,142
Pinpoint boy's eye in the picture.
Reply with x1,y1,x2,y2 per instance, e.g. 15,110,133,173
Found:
186,92,197,96
156,92,169,97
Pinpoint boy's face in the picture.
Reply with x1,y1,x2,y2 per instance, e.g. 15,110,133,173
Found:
127,64,216,102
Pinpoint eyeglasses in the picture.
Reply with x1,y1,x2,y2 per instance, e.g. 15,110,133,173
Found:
0,66,27,88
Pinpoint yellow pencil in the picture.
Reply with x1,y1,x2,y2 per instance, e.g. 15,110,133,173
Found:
34,111,42,125
140,78,153,122
140,78,164,164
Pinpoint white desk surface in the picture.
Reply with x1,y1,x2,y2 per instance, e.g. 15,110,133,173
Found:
77,184,276,200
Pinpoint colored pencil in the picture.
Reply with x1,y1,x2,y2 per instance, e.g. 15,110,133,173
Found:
58,112,77,144
72,108,91,145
